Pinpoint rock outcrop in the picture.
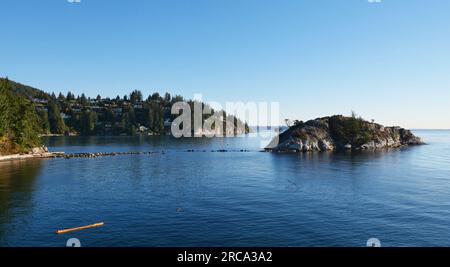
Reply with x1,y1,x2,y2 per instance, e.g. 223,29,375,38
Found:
30,146,49,155
265,115,424,152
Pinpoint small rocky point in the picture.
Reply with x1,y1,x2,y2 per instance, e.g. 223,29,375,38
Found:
265,115,424,152
30,146,49,155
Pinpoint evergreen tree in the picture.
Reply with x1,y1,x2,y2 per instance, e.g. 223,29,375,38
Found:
48,100,66,134
80,93,88,106
104,109,115,123
58,92,66,102
0,78,42,154
2,78,250,139
66,91,75,101
15,96,41,149
0,78,14,135
164,92,171,103
80,109,98,135
130,90,143,104
37,109,51,133
147,101,164,134
127,106,136,125
150,92,161,101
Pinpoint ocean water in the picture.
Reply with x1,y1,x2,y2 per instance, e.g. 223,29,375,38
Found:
1,130,450,247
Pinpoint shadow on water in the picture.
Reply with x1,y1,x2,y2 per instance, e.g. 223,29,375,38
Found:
268,148,401,165
0,160,43,245
266,148,414,187
43,135,218,152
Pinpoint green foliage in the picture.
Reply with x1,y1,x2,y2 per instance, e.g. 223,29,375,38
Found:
0,78,42,154
15,97,42,149
37,109,51,133
121,107,137,136
4,78,250,138
341,111,373,145
0,79,12,135
8,79,49,100
80,109,98,135
130,90,143,104
80,93,88,106
344,111,362,139
147,101,164,134
48,100,67,134
66,92,75,101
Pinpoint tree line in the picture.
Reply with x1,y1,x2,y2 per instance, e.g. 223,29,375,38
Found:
0,78,41,154
3,78,249,139
40,90,200,136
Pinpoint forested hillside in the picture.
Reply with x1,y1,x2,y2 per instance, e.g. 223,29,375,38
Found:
0,78,42,155
1,78,249,140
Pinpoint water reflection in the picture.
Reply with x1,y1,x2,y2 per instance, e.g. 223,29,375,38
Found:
43,136,219,154
0,160,43,245
1,131,449,246
267,148,410,195
269,148,412,168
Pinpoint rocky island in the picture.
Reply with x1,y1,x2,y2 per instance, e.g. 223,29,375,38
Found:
265,115,424,152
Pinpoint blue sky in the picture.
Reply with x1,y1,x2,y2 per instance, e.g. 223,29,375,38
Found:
1,0,450,128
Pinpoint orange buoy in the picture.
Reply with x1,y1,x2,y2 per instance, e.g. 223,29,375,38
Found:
56,222,105,235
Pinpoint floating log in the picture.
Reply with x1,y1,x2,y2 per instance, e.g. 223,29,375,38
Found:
56,222,105,235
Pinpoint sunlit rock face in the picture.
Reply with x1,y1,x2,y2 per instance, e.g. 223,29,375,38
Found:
265,115,424,152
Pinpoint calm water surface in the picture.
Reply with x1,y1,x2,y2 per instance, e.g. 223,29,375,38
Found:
1,130,450,247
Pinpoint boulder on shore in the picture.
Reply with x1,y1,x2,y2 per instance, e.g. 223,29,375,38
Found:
30,146,49,155
265,115,424,152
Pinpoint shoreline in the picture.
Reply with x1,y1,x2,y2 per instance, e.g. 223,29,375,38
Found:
0,152,65,162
